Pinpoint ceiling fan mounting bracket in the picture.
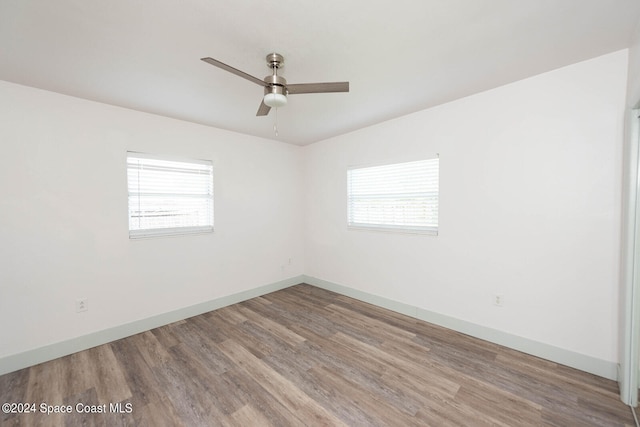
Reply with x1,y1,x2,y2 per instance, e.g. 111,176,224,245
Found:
266,53,284,70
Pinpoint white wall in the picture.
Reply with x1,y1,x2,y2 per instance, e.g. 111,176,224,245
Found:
618,19,640,402
627,22,640,107
0,81,303,360
303,50,628,364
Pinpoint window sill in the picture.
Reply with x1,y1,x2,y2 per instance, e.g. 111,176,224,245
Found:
347,225,438,236
129,226,214,239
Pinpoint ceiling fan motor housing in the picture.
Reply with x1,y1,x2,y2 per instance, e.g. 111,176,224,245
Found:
264,75,287,96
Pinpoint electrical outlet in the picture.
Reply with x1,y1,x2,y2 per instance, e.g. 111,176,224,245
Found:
76,298,88,313
493,294,504,307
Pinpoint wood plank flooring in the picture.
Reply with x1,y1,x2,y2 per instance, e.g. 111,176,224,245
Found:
0,284,635,426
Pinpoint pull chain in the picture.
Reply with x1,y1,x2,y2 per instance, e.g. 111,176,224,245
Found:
273,107,279,137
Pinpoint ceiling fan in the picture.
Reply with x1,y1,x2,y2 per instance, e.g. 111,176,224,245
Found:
201,53,349,116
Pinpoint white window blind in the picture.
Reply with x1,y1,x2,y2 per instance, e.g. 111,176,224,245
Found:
347,158,439,234
127,152,214,238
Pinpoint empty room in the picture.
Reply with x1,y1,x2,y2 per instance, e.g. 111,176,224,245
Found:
3,0,640,425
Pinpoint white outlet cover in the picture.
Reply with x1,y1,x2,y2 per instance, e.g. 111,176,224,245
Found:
76,298,88,313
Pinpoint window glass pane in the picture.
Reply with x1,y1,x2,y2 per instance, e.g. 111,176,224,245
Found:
127,153,214,238
347,158,438,234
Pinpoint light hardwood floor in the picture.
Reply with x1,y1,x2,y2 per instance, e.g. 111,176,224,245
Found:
0,284,635,426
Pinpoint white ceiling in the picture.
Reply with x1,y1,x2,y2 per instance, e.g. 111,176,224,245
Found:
1,1,639,145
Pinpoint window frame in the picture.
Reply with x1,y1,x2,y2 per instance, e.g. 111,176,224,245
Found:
126,151,214,239
347,157,439,235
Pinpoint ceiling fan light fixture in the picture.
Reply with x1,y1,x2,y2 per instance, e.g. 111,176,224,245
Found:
263,92,287,108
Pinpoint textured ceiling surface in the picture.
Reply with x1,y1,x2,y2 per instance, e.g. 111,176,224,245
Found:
1,0,639,145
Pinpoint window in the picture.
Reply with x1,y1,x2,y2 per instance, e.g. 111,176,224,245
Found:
347,157,439,234
127,152,214,238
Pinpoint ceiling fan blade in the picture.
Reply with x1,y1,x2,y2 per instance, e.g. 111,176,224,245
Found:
286,82,349,94
256,99,271,116
201,57,265,87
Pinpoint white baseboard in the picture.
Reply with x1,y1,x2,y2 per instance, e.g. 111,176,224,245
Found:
0,275,303,376
1,274,618,381
303,275,618,381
